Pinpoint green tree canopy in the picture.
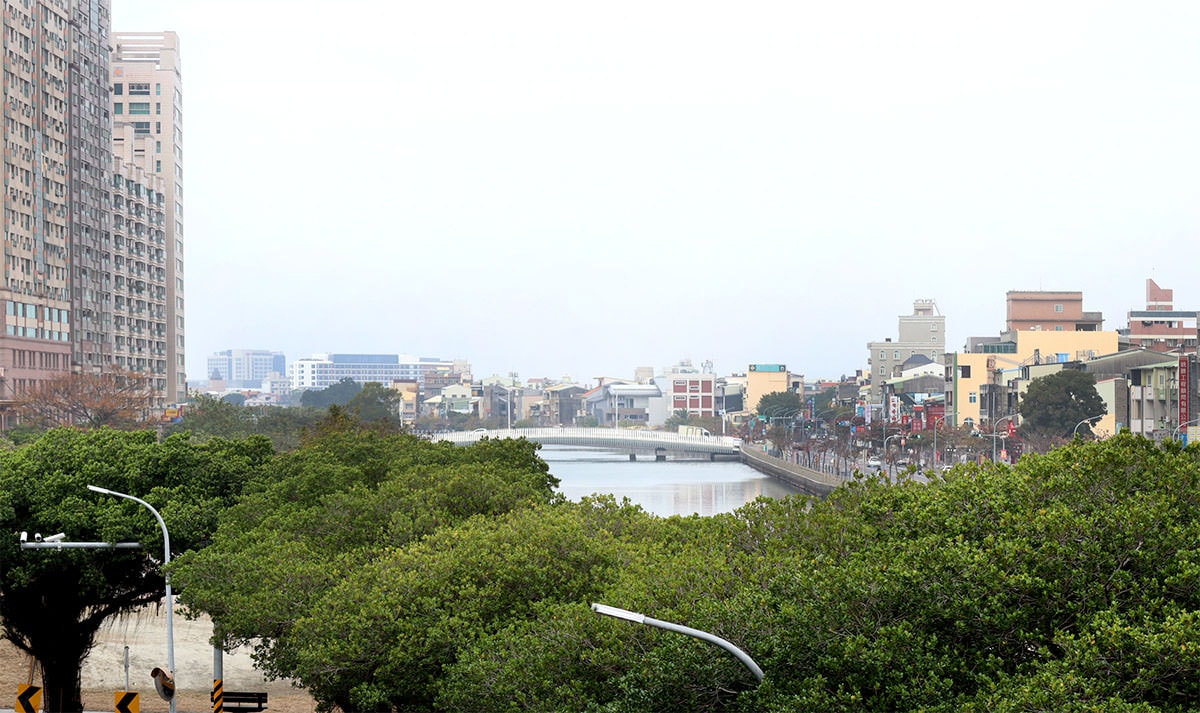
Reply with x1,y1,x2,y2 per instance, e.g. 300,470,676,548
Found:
300,377,363,409
1018,368,1107,439
344,382,402,425
171,429,560,709
0,429,273,712
756,391,803,418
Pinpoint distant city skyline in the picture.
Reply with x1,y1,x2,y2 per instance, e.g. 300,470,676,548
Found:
110,2,1200,387
201,278,1189,388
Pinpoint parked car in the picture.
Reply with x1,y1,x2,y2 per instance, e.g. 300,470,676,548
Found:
866,456,882,468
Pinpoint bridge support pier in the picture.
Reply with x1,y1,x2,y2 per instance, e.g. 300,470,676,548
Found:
629,454,637,462
656,448,666,462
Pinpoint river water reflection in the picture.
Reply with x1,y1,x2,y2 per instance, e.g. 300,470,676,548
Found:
541,445,805,517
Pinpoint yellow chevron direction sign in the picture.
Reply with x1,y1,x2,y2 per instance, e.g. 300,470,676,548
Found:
115,690,140,713
16,684,41,713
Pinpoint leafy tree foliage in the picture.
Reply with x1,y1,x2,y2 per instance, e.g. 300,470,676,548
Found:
0,429,273,713
171,428,560,709
163,394,326,451
172,432,1200,712
755,391,803,417
300,377,363,409
1018,369,1107,439
344,382,402,425
12,368,155,430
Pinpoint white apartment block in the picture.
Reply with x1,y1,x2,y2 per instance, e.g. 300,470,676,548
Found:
289,353,467,391
112,31,185,402
207,349,286,388
110,126,168,405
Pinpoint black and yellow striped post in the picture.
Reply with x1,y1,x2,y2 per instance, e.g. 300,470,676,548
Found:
211,678,224,713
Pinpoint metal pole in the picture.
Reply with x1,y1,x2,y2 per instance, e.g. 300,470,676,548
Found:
1073,414,1104,439
591,603,763,682
88,485,176,713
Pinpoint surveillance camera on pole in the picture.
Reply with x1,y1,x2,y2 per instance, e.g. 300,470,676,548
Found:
42,533,66,543
19,531,26,543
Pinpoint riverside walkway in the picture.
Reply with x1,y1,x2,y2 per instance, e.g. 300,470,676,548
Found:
738,444,846,497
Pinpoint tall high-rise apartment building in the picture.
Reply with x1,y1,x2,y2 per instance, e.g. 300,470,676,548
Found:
111,123,168,402
0,1,112,398
111,31,185,402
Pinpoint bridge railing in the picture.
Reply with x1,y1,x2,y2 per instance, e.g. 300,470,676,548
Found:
430,427,742,455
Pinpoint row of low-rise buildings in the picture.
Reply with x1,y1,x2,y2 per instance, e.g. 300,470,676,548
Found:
202,280,1200,442
0,6,186,417
872,280,1200,446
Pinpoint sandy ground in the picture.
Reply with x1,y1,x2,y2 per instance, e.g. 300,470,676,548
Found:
1,603,317,713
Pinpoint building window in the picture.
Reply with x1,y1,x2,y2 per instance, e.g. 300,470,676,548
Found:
113,83,123,95
156,83,162,95
113,103,123,115
133,122,150,134
969,392,977,404
960,365,971,378
129,82,151,95
1054,303,1064,313
894,350,899,359
129,102,150,115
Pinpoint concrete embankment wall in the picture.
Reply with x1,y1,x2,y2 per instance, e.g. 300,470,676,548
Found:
740,446,842,498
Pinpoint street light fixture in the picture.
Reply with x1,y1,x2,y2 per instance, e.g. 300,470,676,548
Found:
1073,415,1104,439
932,416,946,469
591,603,763,683
87,485,175,713
993,415,1015,464
883,433,902,475
1172,417,1200,443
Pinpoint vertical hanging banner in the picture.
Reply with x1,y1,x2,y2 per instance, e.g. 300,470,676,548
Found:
1180,357,1190,437
15,684,41,713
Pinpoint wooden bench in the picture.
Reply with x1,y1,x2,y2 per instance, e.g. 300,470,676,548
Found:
213,690,269,712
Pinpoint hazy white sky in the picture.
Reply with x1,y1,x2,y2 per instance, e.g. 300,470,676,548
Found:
114,2,1200,385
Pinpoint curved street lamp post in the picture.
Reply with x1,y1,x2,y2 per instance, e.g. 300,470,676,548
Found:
591,603,764,683
1173,417,1200,443
87,485,176,713
1073,414,1105,439
993,415,1015,463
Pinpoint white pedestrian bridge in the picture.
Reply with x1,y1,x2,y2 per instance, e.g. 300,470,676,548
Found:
430,427,743,460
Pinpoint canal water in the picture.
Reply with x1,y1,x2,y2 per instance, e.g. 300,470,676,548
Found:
541,444,805,517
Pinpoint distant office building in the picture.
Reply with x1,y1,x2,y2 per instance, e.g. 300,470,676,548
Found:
1124,278,1198,354
112,31,186,401
207,349,286,389
289,353,469,391
867,299,946,402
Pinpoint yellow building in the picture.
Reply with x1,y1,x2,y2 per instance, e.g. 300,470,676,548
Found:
954,330,1121,430
946,353,993,428
746,364,793,413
